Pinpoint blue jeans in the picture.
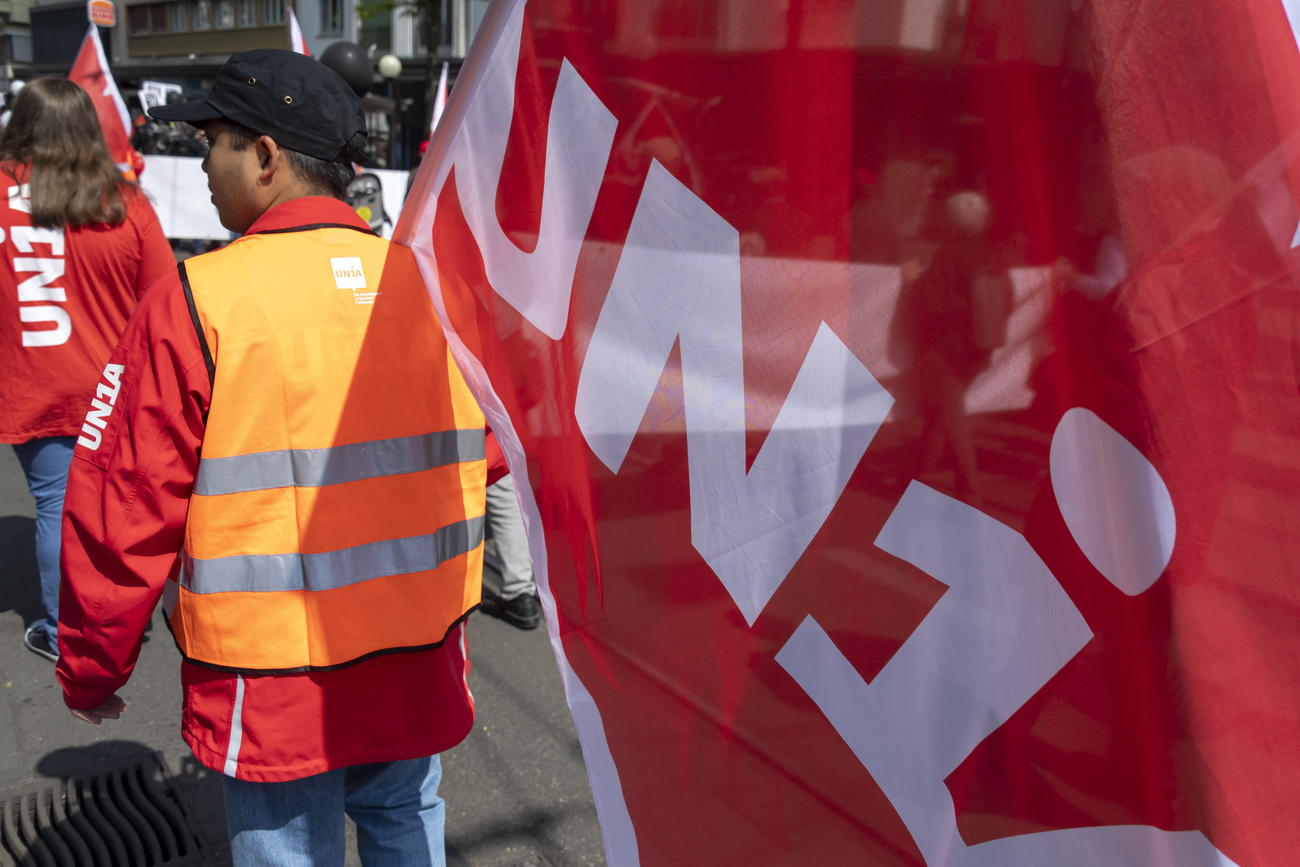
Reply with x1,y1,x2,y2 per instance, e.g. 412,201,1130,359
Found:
223,756,445,866
13,436,75,648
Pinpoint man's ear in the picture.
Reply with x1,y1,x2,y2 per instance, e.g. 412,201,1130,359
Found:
254,135,281,183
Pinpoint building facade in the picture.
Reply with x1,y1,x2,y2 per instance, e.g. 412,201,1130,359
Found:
24,0,488,168
0,0,34,80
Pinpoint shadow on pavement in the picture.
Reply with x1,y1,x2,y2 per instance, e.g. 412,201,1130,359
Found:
0,516,42,626
463,661,587,766
450,805,591,865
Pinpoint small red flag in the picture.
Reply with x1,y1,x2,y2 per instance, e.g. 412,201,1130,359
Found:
288,8,310,57
68,24,139,180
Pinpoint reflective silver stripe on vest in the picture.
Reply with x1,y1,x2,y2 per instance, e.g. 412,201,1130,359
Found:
193,429,486,497
223,675,246,777
180,514,485,594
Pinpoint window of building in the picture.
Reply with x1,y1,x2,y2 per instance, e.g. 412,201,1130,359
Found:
194,0,211,29
467,0,488,45
216,0,235,28
261,0,283,25
321,0,343,35
171,0,189,31
359,7,390,53
412,3,453,54
237,0,256,26
130,5,150,33
130,3,173,34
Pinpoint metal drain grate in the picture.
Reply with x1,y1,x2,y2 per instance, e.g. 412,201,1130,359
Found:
0,751,205,866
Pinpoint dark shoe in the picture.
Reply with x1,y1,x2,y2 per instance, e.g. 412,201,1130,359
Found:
481,593,542,630
23,621,58,663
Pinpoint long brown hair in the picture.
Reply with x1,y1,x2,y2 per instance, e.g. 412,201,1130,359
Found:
0,77,133,228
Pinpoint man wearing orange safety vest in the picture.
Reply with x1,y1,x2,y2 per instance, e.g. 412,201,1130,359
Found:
55,50,487,865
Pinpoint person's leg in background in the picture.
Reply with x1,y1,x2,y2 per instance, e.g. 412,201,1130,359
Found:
13,435,76,660
223,769,347,866
347,756,445,867
482,474,541,629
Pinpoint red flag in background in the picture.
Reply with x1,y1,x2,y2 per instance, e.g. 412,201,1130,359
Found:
397,0,1300,864
69,24,139,180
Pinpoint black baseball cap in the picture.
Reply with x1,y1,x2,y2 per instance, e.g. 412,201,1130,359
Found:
148,49,367,164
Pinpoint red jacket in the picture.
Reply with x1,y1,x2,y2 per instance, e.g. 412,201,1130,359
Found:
0,164,174,443
56,198,477,782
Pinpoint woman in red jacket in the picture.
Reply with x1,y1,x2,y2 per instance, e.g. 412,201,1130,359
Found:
0,77,174,661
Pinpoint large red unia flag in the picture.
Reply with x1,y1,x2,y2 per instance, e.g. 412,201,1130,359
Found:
69,24,138,180
396,0,1300,863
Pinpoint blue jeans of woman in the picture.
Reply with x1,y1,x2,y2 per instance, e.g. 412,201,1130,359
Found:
222,756,445,866
13,436,75,650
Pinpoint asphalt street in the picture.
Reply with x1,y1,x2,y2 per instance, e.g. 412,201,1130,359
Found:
0,444,607,867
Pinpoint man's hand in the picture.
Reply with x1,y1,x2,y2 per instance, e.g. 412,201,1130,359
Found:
70,694,126,725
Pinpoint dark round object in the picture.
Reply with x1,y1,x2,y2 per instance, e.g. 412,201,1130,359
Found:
318,41,373,97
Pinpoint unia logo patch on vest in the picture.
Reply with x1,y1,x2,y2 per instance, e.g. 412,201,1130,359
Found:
330,257,378,304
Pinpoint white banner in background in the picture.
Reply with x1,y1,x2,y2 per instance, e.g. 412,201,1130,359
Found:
138,81,183,116
139,155,232,241
140,155,411,241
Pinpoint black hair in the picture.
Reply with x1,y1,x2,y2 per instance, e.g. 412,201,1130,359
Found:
215,120,360,200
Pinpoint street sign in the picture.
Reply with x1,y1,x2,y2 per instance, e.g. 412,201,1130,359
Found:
87,0,115,27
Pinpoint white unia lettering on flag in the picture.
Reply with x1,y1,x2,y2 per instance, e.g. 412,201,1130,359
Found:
773,411,1237,867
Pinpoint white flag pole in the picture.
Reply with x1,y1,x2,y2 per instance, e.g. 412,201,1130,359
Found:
430,61,449,135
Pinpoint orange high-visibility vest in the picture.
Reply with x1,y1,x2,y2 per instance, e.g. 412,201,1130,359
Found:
165,225,486,674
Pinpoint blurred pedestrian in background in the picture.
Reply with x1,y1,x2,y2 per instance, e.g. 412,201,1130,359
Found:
0,77,172,662
902,190,1011,502
481,433,541,629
